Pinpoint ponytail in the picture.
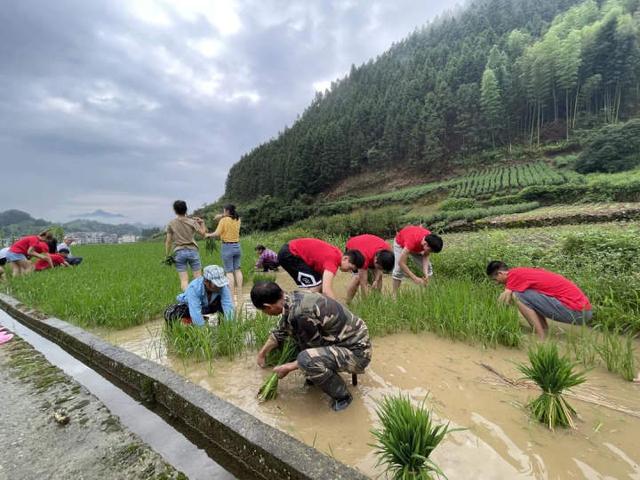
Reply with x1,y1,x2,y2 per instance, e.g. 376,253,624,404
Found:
224,204,240,220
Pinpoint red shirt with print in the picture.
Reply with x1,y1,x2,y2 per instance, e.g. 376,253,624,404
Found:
35,253,66,271
346,234,391,269
506,267,591,311
289,238,342,274
395,226,431,254
9,236,48,257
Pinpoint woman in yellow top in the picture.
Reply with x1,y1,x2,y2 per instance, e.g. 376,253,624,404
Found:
207,204,242,302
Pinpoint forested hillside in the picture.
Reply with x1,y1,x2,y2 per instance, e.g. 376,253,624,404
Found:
224,0,640,203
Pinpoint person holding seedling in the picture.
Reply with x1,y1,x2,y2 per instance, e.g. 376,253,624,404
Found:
277,238,364,300
5,231,54,276
166,200,207,291
251,281,371,411
254,245,279,272
344,234,395,302
487,261,592,340
165,265,235,326
206,204,243,303
392,225,443,294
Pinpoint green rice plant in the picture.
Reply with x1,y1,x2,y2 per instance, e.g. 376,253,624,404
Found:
257,339,297,402
214,318,250,359
517,342,586,430
563,327,599,368
163,321,216,364
253,272,277,283
251,312,277,349
596,329,637,381
205,237,218,254
370,394,451,480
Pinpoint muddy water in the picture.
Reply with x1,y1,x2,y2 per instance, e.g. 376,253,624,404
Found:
100,307,640,480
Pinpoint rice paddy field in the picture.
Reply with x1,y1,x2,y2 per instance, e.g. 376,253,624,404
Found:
2,222,639,478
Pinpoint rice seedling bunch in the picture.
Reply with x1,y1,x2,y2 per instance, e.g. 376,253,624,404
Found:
518,342,586,430
215,318,250,359
161,254,175,266
257,339,298,402
370,394,451,480
163,321,216,363
205,237,218,254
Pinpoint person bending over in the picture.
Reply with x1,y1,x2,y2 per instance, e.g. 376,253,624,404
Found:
392,225,443,294
165,265,235,326
277,238,364,300
487,261,592,340
35,251,70,271
255,245,279,272
344,234,394,303
252,281,371,411
6,231,54,276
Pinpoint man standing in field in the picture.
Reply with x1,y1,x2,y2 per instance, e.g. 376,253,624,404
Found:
165,265,235,326
344,234,395,302
277,238,364,300
251,281,371,411
166,200,207,291
392,225,443,294
487,261,592,340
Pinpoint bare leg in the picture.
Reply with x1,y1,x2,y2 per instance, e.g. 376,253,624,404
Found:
193,269,202,279
345,276,359,303
392,278,401,296
226,272,236,298
514,297,548,340
234,269,243,304
10,262,20,277
178,271,189,291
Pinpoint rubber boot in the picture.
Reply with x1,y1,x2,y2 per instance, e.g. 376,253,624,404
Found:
315,373,352,411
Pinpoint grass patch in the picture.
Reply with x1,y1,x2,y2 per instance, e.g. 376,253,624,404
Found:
596,329,637,382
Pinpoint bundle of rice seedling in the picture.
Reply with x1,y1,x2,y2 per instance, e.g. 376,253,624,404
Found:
371,394,451,480
253,272,277,284
205,237,218,254
161,254,175,266
257,339,297,402
518,342,586,430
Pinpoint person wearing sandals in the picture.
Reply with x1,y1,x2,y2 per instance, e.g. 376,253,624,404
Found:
166,200,207,291
206,204,242,303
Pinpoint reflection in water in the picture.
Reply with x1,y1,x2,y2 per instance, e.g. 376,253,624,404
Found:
98,272,640,479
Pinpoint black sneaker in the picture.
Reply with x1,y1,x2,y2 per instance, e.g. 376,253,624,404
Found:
331,393,353,411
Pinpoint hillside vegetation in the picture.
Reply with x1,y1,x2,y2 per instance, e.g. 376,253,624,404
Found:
224,0,640,205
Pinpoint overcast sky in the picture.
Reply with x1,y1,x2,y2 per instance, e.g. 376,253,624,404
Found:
0,0,458,225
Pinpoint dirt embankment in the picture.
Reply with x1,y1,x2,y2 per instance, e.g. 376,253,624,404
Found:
0,334,186,480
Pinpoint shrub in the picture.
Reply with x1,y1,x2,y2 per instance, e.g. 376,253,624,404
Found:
439,197,476,211
575,119,640,173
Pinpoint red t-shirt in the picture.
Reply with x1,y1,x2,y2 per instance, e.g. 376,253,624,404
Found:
346,234,391,269
289,238,342,274
9,236,48,256
506,267,591,311
35,253,66,271
395,226,431,254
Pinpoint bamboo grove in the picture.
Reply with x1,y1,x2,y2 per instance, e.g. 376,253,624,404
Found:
225,0,640,202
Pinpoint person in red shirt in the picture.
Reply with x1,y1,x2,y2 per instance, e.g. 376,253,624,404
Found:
277,238,364,300
344,234,395,302
392,225,443,294
35,252,70,271
6,231,54,276
487,261,593,340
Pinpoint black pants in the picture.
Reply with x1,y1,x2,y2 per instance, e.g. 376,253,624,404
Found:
164,296,222,324
261,259,279,272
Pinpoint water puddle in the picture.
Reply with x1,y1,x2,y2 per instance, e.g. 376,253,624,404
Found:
100,314,640,479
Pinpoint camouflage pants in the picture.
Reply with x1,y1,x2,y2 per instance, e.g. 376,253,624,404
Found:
296,346,371,384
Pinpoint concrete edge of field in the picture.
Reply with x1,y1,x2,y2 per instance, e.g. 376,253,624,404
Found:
0,293,368,480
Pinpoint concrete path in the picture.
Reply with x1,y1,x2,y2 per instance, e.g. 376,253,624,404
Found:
0,332,187,480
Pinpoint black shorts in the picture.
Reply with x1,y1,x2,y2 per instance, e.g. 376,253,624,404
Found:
278,243,322,288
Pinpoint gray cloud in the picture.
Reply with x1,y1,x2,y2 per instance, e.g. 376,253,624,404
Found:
0,0,459,225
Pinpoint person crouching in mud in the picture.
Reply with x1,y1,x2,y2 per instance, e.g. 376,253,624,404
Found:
251,281,371,411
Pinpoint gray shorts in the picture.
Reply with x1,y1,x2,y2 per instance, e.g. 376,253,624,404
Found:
391,241,432,281
513,290,592,325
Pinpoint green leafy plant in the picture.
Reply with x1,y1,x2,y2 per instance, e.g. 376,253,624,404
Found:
596,329,637,382
370,394,452,480
518,342,586,430
257,339,297,402
205,237,218,254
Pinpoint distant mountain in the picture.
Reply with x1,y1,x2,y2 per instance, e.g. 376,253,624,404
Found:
0,209,153,239
70,209,126,219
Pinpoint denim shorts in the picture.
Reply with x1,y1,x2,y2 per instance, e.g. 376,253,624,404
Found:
221,242,241,273
5,251,27,262
174,248,202,273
